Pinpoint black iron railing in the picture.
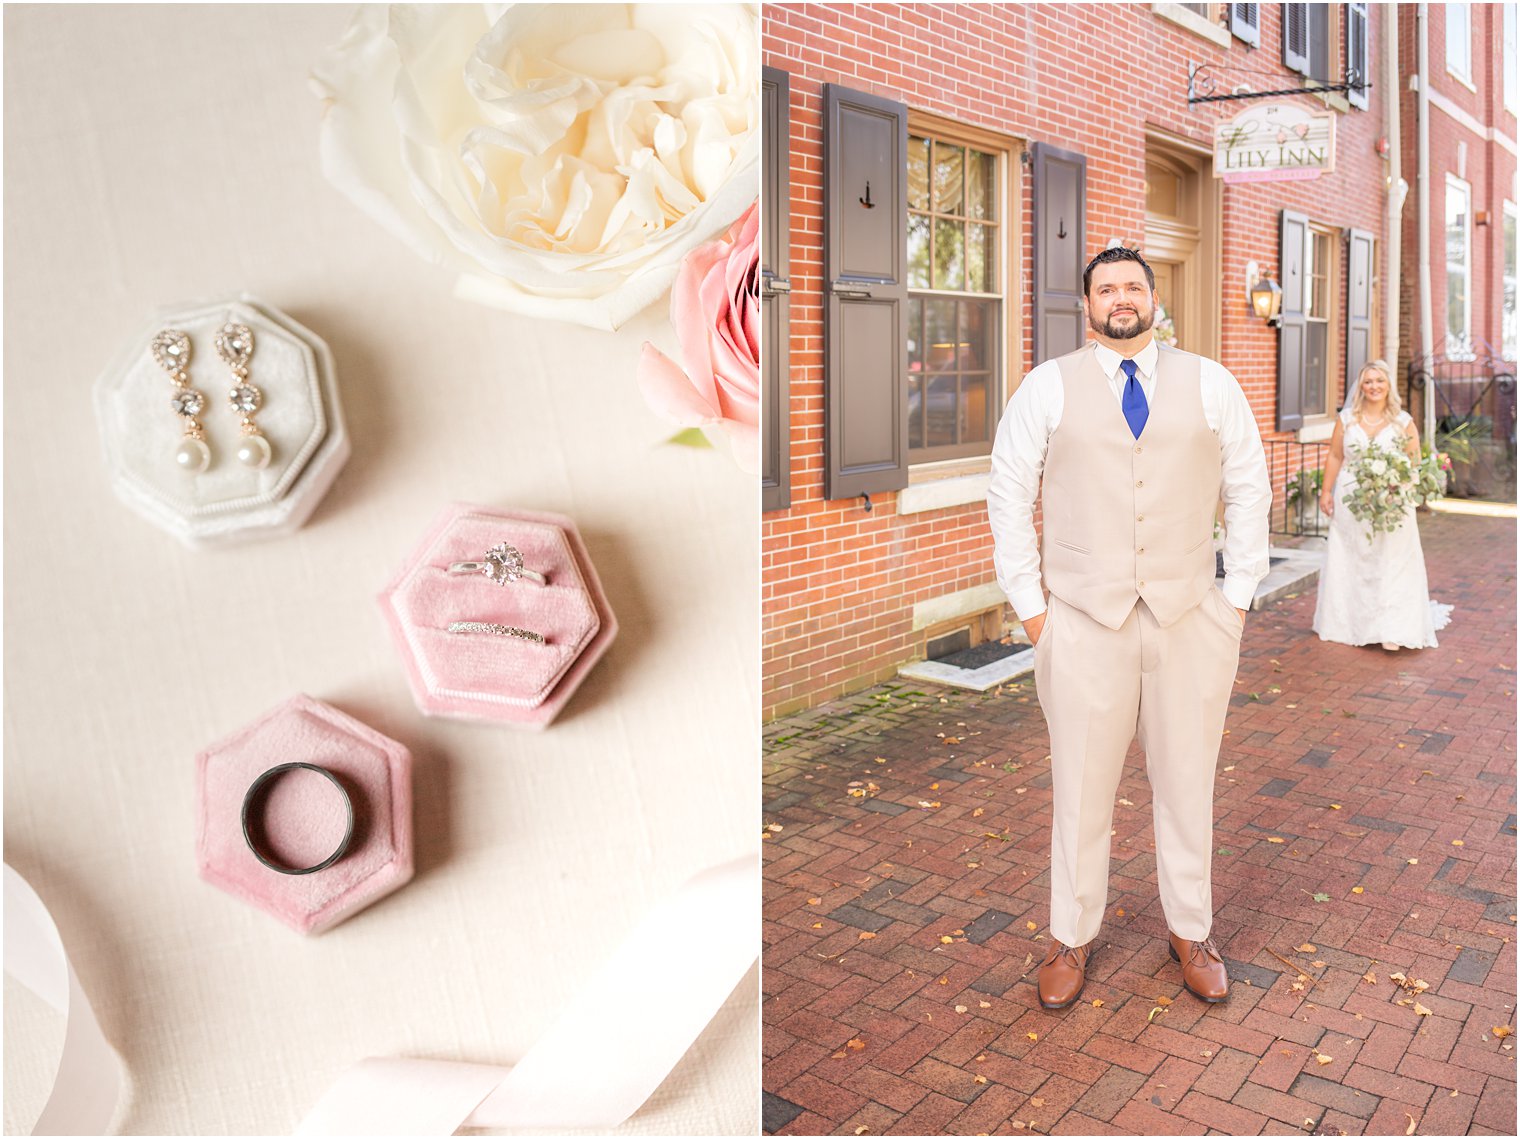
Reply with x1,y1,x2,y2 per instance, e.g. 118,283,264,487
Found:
1266,439,1331,538
1406,343,1517,503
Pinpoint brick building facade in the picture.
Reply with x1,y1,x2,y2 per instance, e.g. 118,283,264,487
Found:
761,3,1510,719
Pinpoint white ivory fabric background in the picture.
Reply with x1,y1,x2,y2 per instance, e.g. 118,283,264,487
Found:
2,5,758,1135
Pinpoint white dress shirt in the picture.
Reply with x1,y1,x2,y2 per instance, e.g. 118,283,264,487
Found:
987,338,1272,620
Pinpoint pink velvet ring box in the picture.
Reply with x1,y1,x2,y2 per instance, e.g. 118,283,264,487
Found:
378,504,618,728
195,694,414,935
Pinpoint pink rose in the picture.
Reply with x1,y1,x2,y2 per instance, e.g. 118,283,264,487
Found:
637,200,759,471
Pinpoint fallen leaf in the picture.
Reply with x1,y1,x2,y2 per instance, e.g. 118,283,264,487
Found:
1452,839,1464,846
1297,944,1317,953
854,1128,869,1136
952,930,965,936
765,823,783,832
1148,1006,1167,1022
1494,1025,1513,1038
1414,1002,1433,1017
1450,1089,1459,1097
1116,908,1126,917
972,808,985,818
874,757,886,764
955,1005,968,1014
1118,798,1135,806
1026,1031,1039,1041
1030,1098,1045,1107
1329,804,1341,810
1155,996,1174,1007
1312,961,1327,969
1408,858,1419,865
807,897,821,906
976,1054,987,1062
937,976,948,985
1316,1053,1334,1065
1353,886,1365,894
847,788,866,798
847,1038,865,1050
1267,837,1286,844
858,931,876,940
973,1074,988,1084
812,922,823,929
1092,999,1104,1007
1312,892,1331,902
1390,971,1407,984
1026,921,1038,931
940,936,954,944
979,1000,992,1008
930,783,940,790
1405,1112,1417,1135
1201,1049,1213,1057
1292,982,1306,993
832,1050,846,1059
1363,971,1378,984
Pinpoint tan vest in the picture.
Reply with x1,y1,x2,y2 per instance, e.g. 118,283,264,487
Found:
1041,341,1221,630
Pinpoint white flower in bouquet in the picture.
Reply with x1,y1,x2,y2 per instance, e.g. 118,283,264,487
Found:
311,3,760,331
1342,442,1444,540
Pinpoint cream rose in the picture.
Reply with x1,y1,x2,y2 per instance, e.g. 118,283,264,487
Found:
311,3,759,331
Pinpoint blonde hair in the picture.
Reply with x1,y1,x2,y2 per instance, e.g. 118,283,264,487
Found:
1348,359,1402,419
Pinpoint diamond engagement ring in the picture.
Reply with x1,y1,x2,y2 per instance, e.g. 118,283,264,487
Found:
447,622,546,643
241,762,355,876
448,542,547,587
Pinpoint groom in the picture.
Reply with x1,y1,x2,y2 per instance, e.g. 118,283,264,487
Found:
986,247,1271,1008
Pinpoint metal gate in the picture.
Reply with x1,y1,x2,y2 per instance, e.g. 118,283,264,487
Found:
1406,347,1517,504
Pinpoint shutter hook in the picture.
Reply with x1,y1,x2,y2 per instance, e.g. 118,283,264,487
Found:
1057,217,1067,239
860,492,873,512
859,181,875,209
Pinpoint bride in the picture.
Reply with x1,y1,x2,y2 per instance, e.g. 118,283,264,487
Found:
1312,359,1450,650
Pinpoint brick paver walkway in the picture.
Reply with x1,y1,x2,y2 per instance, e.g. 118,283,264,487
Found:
763,511,1516,1136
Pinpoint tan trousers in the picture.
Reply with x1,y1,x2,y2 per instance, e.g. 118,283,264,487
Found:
1033,588,1242,946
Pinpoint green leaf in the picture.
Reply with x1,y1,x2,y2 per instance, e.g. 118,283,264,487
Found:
1001,761,1019,773
1312,892,1331,903
665,427,712,449
1217,848,1235,856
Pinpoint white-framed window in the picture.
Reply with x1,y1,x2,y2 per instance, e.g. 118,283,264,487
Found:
1446,3,1472,83
1505,4,1519,117
1305,223,1336,418
1445,175,1474,359
905,126,1007,464
1504,200,1518,362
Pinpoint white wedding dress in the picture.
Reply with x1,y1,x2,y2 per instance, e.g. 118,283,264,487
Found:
1312,410,1453,649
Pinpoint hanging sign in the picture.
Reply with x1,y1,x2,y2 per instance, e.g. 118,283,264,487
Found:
1214,103,1336,184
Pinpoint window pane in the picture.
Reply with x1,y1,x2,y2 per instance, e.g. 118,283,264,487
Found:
934,217,965,291
967,223,997,293
967,150,995,220
1145,164,1181,217
961,375,990,444
933,142,964,215
1447,270,1468,339
1305,320,1327,417
1505,210,1516,277
925,297,957,371
960,298,995,373
1447,3,1471,75
1446,187,1468,265
908,136,930,211
925,374,956,447
907,297,924,447
908,214,931,288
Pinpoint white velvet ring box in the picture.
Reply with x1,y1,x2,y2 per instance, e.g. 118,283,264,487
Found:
379,503,619,729
93,295,349,547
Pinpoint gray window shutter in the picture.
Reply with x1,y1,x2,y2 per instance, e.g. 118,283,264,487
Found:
1230,3,1260,46
822,83,908,501
1276,209,1310,431
1347,2,1370,109
762,66,791,512
1344,228,1375,405
1306,3,1331,83
1283,2,1310,75
1031,142,1087,366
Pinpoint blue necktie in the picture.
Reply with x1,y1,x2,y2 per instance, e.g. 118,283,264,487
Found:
1120,358,1148,439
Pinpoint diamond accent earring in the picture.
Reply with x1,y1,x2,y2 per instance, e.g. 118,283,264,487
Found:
151,329,211,473
215,321,272,469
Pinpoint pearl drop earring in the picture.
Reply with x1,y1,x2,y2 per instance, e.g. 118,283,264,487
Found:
151,329,212,473
215,321,272,469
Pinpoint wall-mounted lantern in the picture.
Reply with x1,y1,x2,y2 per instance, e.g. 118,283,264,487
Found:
1245,260,1282,327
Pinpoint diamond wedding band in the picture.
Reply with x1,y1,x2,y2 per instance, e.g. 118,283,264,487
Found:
447,622,546,643
448,542,546,587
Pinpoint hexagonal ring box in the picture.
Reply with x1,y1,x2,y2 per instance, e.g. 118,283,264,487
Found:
379,503,618,728
195,694,413,935
94,295,349,547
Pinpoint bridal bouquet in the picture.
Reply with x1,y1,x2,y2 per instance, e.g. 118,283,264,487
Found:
1343,443,1445,538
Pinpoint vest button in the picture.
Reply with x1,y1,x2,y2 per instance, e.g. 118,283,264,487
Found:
1134,445,1143,454
1138,581,1146,589
1137,514,1145,522
1137,548,1145,555
1135,480,1144,488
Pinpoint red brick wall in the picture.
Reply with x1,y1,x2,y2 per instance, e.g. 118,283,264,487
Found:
764,2,1394,719
1394,3,1519,370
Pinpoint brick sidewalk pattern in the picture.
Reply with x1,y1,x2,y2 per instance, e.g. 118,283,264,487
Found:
763,512,1517,1136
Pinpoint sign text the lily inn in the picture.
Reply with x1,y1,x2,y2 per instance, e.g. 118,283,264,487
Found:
1214,104,1336,184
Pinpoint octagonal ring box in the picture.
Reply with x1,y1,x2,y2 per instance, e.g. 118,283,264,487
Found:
93,295,350,547
379,503,618,728
195,694,413,935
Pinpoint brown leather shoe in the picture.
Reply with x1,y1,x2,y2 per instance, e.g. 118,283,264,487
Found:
1037,940,1098,1009
1168,932,1229,1003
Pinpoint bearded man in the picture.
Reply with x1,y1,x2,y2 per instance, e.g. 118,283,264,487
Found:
986,247,1271,1008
